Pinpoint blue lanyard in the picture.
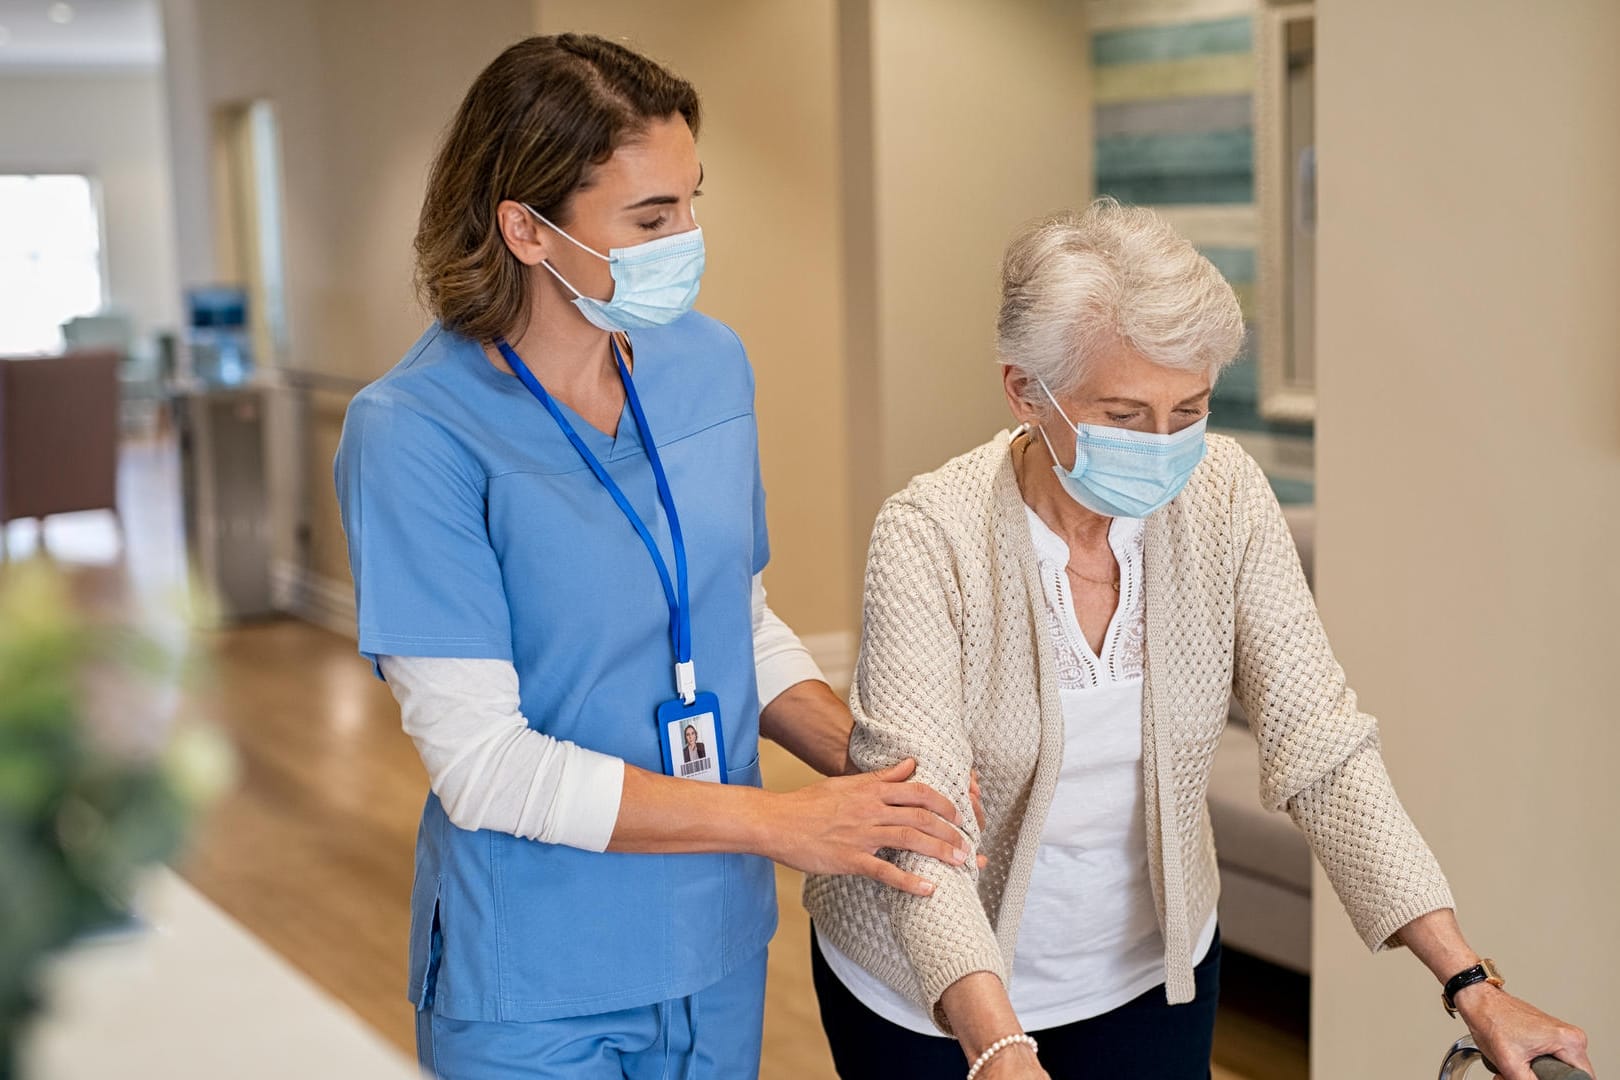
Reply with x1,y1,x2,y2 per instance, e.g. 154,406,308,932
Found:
496,336,696,703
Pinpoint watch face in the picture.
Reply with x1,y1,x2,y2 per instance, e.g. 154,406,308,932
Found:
1481,958,1502,981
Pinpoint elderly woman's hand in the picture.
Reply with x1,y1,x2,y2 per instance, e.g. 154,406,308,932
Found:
977,1044,1050,1080
1456,984,1595,1080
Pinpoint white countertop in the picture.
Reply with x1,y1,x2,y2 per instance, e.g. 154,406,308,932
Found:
20,869,419,1079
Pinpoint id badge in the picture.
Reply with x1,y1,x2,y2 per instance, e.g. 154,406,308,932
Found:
656,691,727,783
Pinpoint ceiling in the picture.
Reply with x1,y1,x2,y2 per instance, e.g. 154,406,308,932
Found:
0,0,163,72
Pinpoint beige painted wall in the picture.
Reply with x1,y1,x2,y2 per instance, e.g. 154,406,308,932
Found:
1311,2,1620,1074
862,0,1093,507
299,2,534,586
0,71,181,346
534,0,854,636
160,0,534,586
837,0,1092,630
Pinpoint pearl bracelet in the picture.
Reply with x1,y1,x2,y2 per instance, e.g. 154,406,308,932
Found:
965,1033,1038,1079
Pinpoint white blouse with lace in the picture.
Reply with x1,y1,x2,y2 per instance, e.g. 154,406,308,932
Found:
818,504,1216,1034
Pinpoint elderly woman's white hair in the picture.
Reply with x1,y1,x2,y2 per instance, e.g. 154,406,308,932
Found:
996,197,1246,400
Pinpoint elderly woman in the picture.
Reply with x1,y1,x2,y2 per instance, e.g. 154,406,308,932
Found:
804,200,1592,1080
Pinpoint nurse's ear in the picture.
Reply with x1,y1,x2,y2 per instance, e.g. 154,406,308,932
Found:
495,199,551,267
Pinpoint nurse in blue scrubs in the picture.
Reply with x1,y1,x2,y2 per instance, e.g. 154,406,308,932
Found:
333,33,971,1079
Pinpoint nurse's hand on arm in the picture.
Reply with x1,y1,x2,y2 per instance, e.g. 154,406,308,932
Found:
608,577,975,895
609,759,968,896
754,671,989,844
351,393,972,896
380,598,973,898
750,575,990,870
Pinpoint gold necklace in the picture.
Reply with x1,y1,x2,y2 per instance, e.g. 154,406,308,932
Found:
1065,561,1120,592
1015,431,1121,592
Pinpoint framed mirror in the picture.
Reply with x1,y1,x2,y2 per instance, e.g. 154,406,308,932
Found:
1255,1,1316,423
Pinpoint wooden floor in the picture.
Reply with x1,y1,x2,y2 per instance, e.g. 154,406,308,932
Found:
5,438,1307,1079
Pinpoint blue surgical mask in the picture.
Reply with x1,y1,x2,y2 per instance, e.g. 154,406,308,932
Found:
1035,377,1208,519
526,206,705,332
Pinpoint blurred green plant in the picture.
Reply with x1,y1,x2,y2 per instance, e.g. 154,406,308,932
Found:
0,561,233,1078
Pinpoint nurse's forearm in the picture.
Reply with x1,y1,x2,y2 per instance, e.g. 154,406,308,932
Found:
606,758,971,898
759,679,855,777
606,763,776,854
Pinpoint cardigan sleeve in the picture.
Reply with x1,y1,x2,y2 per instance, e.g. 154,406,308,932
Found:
846,498,1005,1031
1229,453,1454,951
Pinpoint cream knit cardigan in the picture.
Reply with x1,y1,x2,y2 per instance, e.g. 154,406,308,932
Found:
803,431,1454,1032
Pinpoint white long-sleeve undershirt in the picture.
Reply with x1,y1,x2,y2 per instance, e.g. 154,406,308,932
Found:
379,575,826,851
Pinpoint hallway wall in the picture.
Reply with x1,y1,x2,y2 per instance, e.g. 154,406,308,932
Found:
160,0,534,616
1311,2,1620,1073
533,0,855,638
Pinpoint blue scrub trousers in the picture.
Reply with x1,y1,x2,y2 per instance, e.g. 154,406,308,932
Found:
415,947,769,1079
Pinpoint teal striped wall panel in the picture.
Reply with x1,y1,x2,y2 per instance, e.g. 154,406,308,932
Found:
1091,14,1252,65
1198,246,1255,284
1091,14,1256,209
1090,2,1313,493
1094,94,1252,138
1096,129,1253,179
1098,175,1254,206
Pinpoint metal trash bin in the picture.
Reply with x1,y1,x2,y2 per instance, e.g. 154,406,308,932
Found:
174,384,274,621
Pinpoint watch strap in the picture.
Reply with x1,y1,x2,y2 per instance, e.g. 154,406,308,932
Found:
1442,958,1503,1017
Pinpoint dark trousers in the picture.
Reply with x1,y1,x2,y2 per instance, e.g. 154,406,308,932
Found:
811,927,1222,1080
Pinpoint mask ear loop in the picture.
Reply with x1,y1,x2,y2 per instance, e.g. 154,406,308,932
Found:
521,204,610,302
522,204,611,260
1033,377,1080,473
1036,376,1080,429
1036,422,1071,474
534,259,588,301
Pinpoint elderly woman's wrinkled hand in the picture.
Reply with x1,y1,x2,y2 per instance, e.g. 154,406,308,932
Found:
978,1043,1050,1080
1457,984,1595,1080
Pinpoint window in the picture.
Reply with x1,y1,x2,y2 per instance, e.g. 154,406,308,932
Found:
0,174,106,355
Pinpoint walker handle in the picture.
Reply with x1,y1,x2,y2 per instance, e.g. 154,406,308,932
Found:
1529,1056,1591,1080
1442,1036,1591,1080
1487,1050,1591,1080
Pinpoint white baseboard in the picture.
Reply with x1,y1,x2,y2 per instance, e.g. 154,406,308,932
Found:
272,560,358,639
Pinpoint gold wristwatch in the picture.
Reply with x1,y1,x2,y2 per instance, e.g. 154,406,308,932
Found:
1442,958,1504,1018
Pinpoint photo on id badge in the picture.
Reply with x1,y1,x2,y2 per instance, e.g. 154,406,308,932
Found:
659,696,727,783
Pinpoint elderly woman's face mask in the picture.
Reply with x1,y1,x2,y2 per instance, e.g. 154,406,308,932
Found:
1036,377,1209,519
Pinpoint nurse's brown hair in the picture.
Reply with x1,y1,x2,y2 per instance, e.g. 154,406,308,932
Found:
414,34,700,343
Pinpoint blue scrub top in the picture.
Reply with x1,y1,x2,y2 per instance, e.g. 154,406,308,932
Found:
333,312,777,1022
